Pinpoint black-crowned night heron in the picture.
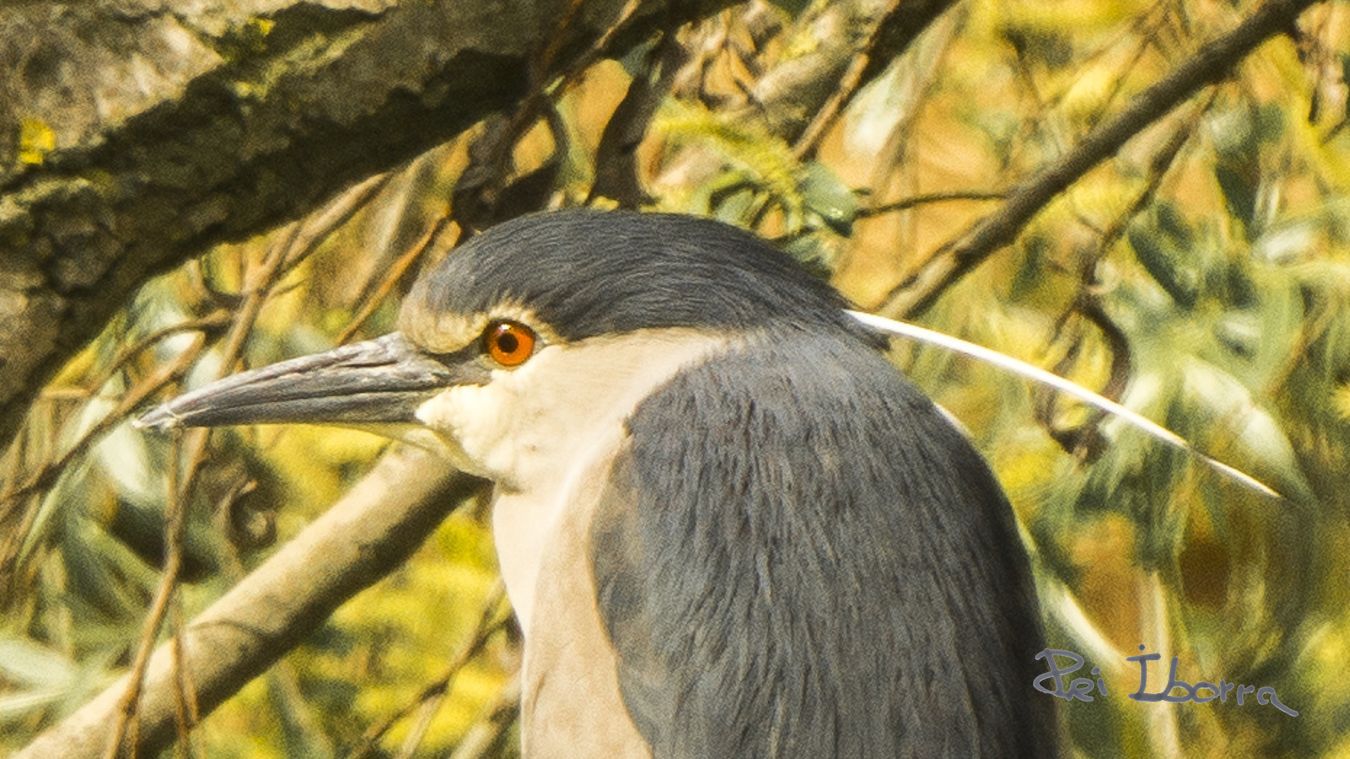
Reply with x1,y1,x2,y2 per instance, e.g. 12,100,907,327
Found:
139,210,1055,758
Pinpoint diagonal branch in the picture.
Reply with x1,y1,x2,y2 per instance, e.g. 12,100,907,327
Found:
876,0,1324,319
15,447,488,759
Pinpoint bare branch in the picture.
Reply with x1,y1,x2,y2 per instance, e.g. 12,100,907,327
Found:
104,432,188,759
856,190,1007,217
337,210,457,345
14,447,488,759
589,30,689,207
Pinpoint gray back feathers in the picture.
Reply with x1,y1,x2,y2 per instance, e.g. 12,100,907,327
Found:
591,332,1055,758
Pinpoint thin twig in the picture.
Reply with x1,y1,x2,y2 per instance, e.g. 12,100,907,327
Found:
1090,12,1167,125
394,587,510,759
1,172,366,538
86,313,232,393
454,0,643,233
103,176,388,752
447,674,523,759
104,431,188,759
0,334,208,601
793,0,905,160
337,210,457,345
1,309,224,508
829,10,962,280
170,221,298,510
853,0,961,97
587,27,689,207
170,599,200,759
276,173,395,280
5,174,386,612
856,190,1007,218
0,336,206,511
267,662,336,758
14,452,487,759
1035,95,1210,455
345,584,510,758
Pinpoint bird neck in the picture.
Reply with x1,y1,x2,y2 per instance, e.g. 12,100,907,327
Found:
482,328,732,628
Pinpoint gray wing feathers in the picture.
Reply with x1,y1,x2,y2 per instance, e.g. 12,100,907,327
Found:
589,333,1056,758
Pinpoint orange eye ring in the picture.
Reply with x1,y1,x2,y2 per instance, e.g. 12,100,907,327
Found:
483,321,537,367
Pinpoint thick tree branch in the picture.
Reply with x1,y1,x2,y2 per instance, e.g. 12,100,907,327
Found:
15,445,488,759
0,0,737,453
876,0,1324,319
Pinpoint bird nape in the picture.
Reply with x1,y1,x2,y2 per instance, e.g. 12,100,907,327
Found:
138,209,1057,758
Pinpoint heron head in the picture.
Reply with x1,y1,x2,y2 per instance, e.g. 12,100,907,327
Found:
137,210,869,491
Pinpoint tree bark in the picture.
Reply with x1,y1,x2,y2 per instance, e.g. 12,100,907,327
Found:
0,0,736,453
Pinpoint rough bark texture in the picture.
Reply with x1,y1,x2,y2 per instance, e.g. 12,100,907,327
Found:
0,0,735,453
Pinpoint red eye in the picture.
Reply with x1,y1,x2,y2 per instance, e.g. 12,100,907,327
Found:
483,321,537,367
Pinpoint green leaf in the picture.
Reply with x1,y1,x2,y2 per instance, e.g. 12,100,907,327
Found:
1214,160,1258,232
1128,221,1197,308
798,162,859,236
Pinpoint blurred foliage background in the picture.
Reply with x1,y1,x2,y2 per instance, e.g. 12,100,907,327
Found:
2,0,1348,756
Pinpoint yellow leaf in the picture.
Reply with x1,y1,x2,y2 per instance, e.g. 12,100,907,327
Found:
18,117,56,165
1333,383,1350,422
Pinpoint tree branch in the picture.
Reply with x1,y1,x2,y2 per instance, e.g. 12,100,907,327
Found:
0,0,739,454
14,446,488,759
875,0,1324,319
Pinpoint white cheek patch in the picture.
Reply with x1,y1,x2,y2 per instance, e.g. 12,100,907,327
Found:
413,330,731,497
414,361,544,488
415,384,506,480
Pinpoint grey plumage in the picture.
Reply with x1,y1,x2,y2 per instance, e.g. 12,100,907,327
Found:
593,332,1053,758
408,210,882,345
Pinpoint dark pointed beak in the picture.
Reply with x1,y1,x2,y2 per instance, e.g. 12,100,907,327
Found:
136,332,480,432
